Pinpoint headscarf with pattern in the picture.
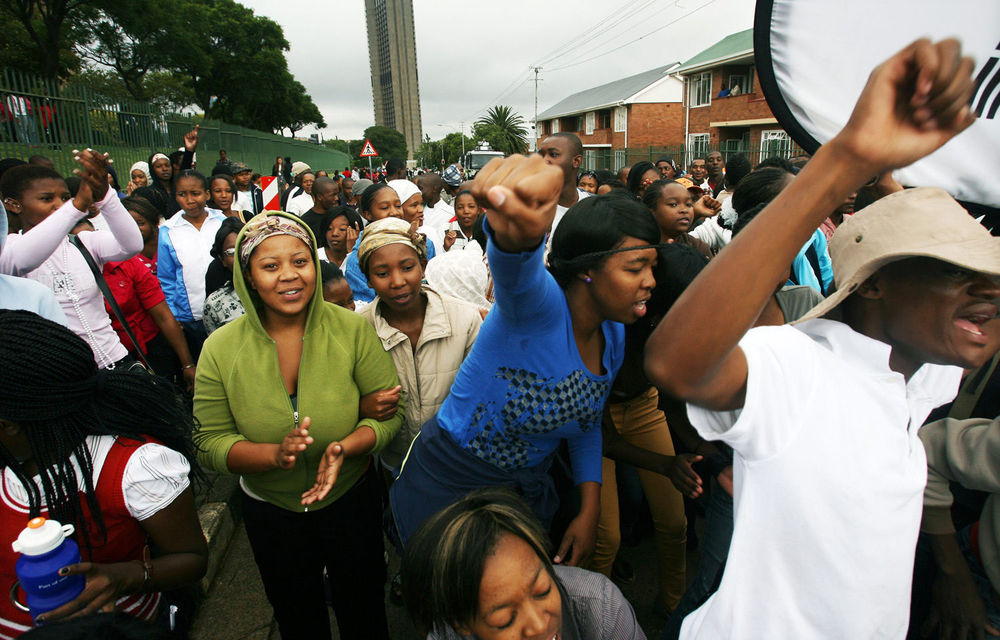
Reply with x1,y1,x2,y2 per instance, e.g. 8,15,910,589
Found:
357,217,427,273
238,212,314,268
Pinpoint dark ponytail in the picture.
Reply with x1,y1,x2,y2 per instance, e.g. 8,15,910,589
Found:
0,310,200,550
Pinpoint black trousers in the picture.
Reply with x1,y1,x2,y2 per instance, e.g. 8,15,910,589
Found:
241,466,390,640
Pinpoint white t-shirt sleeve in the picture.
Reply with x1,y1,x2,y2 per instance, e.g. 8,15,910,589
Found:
686,325,819,460
122,443,191,520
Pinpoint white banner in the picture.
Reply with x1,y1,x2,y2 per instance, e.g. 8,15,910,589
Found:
755,0,1000,208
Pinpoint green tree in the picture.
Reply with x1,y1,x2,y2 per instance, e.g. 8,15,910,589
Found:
473,105,528,156
72,68,195,112
362,125,407,162
0,0,89,79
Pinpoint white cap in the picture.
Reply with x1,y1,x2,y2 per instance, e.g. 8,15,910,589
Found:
11,517,75,556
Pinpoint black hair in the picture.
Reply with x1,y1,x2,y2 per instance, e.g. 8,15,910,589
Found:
385,158,407,176
732,202,767,237
175,169,208,190
207,173,236,209
27,155,52,167
640,178,688,213
594,170,617,186
731,167,793,215
19,611,171,639
627,161,657,196
120,196,160,228
401,489,554,636
546,132,583,157
756,156,794,173
626,243,709,352
130,186,171,219
211,216,244,260
453,188,475,205
211,162,234,177
471,213,488,252
64,176,81,198
1,164,63,200
723,154,751,189
0,157,28,184
318,206,361,249
360,182,393,216
548,194,660,288
0,310,200,552
312,176,338,195
320,261,345,285
106,165,122,192
168,150,184,167
577,170,598,184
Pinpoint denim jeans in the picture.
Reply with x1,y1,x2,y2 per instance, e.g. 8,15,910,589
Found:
662,478,734,640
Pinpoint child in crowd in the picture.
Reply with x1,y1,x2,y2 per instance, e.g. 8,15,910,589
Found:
641,180,714,260
644,39,993,639
320,261,356,311
358,217,483,479
444,189,478,252
158,170,225,359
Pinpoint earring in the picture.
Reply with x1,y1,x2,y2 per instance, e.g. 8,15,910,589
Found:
584,276,592,283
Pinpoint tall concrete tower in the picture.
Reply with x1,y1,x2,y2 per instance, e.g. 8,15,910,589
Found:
364,0,423,161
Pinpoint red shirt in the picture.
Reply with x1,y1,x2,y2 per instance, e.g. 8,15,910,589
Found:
103,256,166,354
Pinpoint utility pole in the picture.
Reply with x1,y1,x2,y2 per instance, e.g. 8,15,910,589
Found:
532,66,542,152
460,121,465,158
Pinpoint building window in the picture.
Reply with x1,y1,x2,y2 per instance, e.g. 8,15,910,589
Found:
614,149,626,170
598,109,611,130
583,149,596,170
689,72,712,107
585,112,595,135
613,106,627,132
687,133,710,165
551,119,559,134
760,130,792,162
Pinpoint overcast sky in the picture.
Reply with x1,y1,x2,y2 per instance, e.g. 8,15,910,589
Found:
242,0,755,142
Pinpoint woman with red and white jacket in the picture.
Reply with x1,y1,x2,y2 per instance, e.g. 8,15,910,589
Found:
0,310,206,637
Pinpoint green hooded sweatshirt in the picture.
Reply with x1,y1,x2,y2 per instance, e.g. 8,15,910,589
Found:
193,211,403,512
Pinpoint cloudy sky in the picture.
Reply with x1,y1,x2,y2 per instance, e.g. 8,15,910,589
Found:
242,0,756,142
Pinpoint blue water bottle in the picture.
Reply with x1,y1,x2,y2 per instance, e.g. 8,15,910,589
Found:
11,517,86,623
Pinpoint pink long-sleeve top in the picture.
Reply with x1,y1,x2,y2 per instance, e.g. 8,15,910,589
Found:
0,188,144,368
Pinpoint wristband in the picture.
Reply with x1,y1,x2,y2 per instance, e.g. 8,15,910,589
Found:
182,363,195,370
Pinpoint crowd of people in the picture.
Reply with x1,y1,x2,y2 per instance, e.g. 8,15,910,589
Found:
0,37,997,640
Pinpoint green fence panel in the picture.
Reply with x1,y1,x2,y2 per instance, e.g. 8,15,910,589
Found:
1,69,348,180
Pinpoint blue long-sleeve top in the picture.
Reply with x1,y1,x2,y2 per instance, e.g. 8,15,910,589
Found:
435,221,623,485
789,229,834,295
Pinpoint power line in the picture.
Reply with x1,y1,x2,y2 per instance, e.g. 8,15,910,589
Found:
547,0,716,72
534,0,656,67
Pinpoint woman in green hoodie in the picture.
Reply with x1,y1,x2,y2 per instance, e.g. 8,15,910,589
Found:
193,212,403,640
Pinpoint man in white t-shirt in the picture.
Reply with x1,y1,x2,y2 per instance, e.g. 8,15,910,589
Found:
232,163,261,215
537,133,590,246
644,40,994,640
418,172,453,233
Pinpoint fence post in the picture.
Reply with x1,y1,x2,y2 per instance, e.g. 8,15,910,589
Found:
81,85,95,149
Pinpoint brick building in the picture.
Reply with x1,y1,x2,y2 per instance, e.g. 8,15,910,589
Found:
535,63,684,171
675,28,797,164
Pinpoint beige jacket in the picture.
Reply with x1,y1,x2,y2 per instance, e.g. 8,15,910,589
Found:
361,285,482,470
921,416,1000,592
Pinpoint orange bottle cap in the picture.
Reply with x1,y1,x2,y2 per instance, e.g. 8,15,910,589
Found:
26,517,46,529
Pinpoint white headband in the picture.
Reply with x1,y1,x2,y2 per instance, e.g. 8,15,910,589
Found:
150,153,169,163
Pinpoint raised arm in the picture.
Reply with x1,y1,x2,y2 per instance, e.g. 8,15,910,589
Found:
644,39,977,411
78,188,143,264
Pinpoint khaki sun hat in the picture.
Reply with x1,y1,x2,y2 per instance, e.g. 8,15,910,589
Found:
794,187,1000,324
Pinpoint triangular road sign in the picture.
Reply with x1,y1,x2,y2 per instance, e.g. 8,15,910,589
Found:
360,139,378,157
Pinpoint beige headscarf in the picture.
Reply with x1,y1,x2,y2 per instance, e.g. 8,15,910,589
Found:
238,213,314,268
358,217,427,273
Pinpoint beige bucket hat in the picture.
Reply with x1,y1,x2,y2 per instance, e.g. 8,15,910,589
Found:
794,187,1000,324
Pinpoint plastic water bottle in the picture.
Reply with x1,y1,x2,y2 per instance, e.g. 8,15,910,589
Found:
11,517,85,623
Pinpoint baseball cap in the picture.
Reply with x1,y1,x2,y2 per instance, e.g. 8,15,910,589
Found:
352,178,374,200
674,176,703,194
794,187,1000,324
231,162,251,174
442,164,462,187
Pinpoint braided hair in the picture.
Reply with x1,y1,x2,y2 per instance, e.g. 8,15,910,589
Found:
0,310,200,551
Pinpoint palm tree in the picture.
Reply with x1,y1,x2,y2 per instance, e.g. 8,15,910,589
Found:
474,105,528,156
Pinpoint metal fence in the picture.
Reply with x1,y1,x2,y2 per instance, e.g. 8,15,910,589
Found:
0,69,349,179
581,141,809,174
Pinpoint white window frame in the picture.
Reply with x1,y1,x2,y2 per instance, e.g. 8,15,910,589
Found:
551,119,559,134
760,130,792,162
583,149,596,171
686,133,710,166
613,149,627,171
688,72,712,107
585,111,595,135
613,106,627,132
727,73,747,94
